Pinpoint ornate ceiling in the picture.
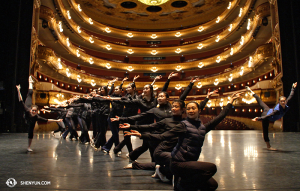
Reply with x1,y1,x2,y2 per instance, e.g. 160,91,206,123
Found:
36,0,274,91
76,0,230,31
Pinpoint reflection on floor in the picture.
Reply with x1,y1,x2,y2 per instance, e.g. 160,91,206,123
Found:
1,131,300,190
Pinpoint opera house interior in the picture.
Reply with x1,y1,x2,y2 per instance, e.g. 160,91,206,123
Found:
0,0,299,190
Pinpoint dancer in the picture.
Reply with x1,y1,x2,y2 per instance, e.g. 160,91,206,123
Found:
246,82,297,150
120,89,219,181
125,92,241,190
106,73,177,163
113,75,140,156
16,76,63,152
101,77,127,153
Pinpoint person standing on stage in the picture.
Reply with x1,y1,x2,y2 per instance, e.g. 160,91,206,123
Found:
16,76,63,152
246,82,297,150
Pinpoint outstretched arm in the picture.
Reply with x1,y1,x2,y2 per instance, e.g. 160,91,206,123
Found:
120,119,165,132
199,89,219,110
151,75,162,86
205,92,242,133
16,85,23,102
133,75,140,83
118,108,155,123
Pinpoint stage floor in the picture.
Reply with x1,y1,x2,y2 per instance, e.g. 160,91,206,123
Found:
1,130,300,190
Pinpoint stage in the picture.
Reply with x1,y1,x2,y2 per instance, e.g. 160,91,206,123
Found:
1,130,300,190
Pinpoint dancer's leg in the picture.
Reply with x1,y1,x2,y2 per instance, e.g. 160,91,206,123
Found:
171,161,218,191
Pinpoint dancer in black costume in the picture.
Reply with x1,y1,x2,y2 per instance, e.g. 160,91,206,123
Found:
119,88,218,180
246,82,297,150
16,76,63,152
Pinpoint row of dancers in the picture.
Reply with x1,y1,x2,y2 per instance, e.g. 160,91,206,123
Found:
16,75,297,191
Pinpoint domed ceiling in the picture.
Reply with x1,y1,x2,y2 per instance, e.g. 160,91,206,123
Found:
76,0,230,31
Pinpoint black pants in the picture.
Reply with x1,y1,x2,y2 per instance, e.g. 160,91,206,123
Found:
153,144,173,180
132,161,156,170
114,120,133,153
171,160,218,191
94,114,108,148
78,116,91,143
253,94,271,142
54,121,66,133
129,139,150,161
92,112,100,139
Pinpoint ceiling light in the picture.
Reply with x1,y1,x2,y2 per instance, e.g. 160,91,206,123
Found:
198,26,204,32
78,4,82,12
88,18,93,25
248,56,253,67
153,85,158,90
216,56,221,63
197,43,203,49
89,37,94,43
228,74,233,82
151,50,158,55
76,49,80,57
127,49,134,54
58,21,63,32
91,79,96,87
89,58,94,64
230,48,234,55
227,2,232,9
137,0,169,6
215,35,220,42
196,82,202,88
175,48,182,54
198,62,204,68
240,36,244,45
216,16,220,23
106,44,112,50
66,38,70,47
240,67,244,76
77,75,82,83
66,68,71,77
175,32,181,37
77,26,81,33
239,8,243,17
151,34,157,39
106,63,111,69
105,27,111,33
67,11,71,19
214,79,219,86
247,18,251,30
127,33,133,38
228,24,233,31
175,66,182,71
127,66,134,72
151,67,158,72
57,58,62,69
175,84,182,90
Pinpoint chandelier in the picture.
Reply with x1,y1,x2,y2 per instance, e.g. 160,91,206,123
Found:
138,0,169,6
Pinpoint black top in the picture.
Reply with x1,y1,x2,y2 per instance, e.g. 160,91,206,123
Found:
20,101,48,128
113,79,171,125
118,81,201,125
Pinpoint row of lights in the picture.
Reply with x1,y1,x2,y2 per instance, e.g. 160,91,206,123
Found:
68,1,239,40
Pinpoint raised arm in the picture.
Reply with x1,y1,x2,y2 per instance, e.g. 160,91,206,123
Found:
199,89,219,110
151,75,162,86
179,78,199,101
108,78,118,95
205,92,241,133
286,82,297,105
161,72,179,92
16,85,23,102
133,75,140,83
